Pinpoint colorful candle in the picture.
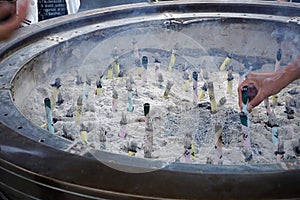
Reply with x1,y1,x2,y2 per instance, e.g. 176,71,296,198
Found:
128,90,134,112
219,55,232,71
184,146,192,163
142,56,148,86
112,89,118,112
119,112,127,138
56,92,64,106
183,70,190,92
275,48,282,72
44,98,54,134
184,131,193,163
163,80,174,99
268,113,279,144
133,39,140,61
226,67,234,94
75,96,83,126
198,82,207,100
80,123,88,145
240,86,252,162
285,106,294,119
207,82,217,114
272,48,282,106
168,48,176,72
157,73,164,88
75,72,83,85
83,78,91,102
50,78,61,108
214,123,222,164
264,98,272,116
275,142,285,164
112,47,120,77
144,120,154,158
191,139,196,158
192,71,198,104
238,71,244,85
218,97,227,107
99,127,106,150
95,80,103,96
133,40,142,79
128,142,138,156
154,59,161,80
293,139,300,157
144,103,150,124
107,65,113,79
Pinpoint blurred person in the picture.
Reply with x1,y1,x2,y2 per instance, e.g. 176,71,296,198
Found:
0,0,28,40
238,56,300,112
18,0,80,25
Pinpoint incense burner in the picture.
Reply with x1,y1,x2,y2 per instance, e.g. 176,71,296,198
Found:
0,1,300,199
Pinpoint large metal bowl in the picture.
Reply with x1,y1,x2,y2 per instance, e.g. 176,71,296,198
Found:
0,1,300,199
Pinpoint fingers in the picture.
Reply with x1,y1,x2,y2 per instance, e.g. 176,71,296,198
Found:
238,73,262,112
247,89,264,112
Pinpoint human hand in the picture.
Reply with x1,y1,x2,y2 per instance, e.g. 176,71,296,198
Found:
0,0,28,40
238,57,300,112
238,72,281,112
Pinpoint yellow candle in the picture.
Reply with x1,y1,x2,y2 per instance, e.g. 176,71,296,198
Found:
220,56,231,71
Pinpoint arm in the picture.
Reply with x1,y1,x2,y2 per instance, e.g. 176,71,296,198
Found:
0,0,28,41
238,56,300,112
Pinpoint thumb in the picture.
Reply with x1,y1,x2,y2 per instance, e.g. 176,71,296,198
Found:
248,90,264,112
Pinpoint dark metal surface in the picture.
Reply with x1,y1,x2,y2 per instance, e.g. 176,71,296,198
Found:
0,1,300,199
1,122,300,199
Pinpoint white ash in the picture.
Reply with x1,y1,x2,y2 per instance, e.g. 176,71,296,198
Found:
18,62,300,165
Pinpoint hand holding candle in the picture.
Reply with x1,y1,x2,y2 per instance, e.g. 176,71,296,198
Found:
238,57,300,112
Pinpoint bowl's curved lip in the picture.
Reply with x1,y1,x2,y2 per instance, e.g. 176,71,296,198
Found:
0,1,300,199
